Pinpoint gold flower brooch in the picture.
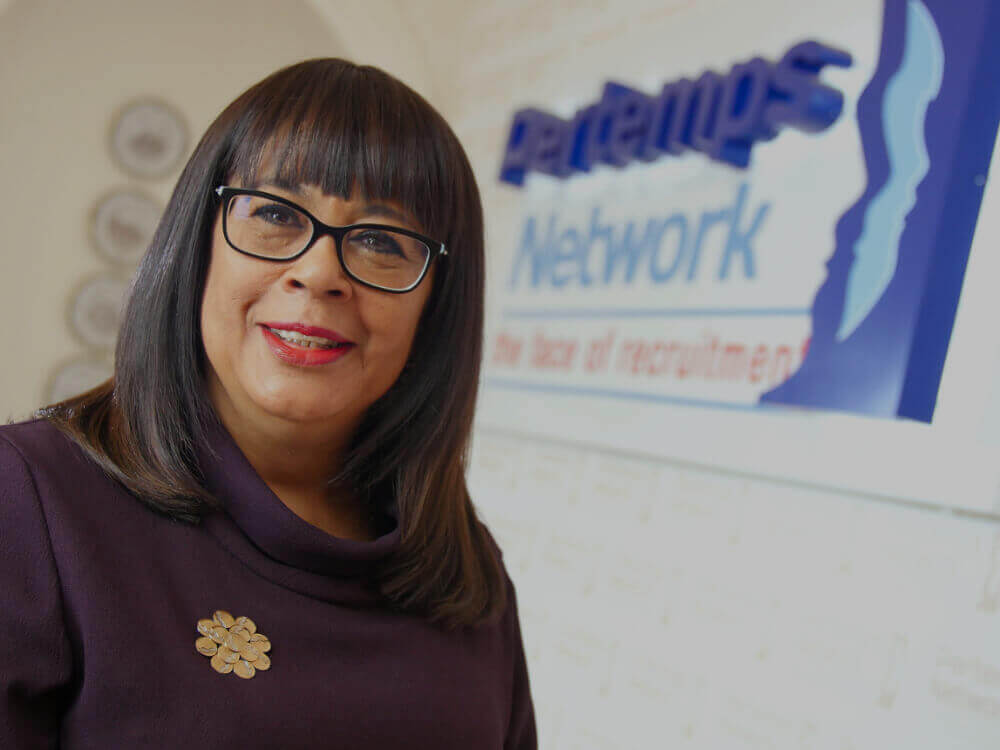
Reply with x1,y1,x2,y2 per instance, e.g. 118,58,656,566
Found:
195,610,272,679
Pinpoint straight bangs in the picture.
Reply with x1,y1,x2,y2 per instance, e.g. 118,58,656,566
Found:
223,62,456,244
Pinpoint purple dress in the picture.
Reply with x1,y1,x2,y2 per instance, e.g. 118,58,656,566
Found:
0,417,536,748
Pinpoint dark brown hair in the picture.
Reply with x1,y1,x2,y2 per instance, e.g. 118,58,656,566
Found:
40,59,504,628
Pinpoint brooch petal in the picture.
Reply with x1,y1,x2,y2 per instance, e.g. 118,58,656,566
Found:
195,611,272,679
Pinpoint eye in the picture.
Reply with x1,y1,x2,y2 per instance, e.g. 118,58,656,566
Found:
352,229,406,257
251,202,306,229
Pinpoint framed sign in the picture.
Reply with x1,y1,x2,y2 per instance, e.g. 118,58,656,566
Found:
480,0,1000,512
491,0,1000,424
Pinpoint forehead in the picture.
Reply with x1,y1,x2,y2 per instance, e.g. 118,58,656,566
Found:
232,176,425,232
228,138,426,229
224,120,445,239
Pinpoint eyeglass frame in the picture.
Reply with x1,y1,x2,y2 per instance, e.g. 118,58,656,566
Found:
213,185,448,294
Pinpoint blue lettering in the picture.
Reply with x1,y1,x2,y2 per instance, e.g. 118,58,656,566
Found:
498,40,851,187
688,71,724,155
533,114,573,178
499,109,539,186
685,204,730,282
718,183,769,280
566,104,600,173
605,84,655,167
507,186,770,288
763,41,852,136
550,227,592,288
712,58,771,167
587,207,616,281
638,79,695,160
509,215,556,289
602,214,665,284
581,83,634,170
648,215,688,282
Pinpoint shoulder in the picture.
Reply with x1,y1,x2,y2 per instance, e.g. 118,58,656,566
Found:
0,419,59,529
476,518,520,600
0,417,111,501
0,416,151,533
476,518,507,566
0,417,86,472
473,518,524,623
0,420,70,618
0,418,75,496
473,523,537,746
0,422,75,746
0,416,106,530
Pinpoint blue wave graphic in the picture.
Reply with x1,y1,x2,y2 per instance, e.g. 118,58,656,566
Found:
836,0,944,341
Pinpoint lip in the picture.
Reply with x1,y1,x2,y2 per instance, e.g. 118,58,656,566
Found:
259,323,355,367
260,321,353,343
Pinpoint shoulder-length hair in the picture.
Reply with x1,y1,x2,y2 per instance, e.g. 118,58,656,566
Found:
41,58,504,628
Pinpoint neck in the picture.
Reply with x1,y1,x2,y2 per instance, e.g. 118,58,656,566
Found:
207,376,377,542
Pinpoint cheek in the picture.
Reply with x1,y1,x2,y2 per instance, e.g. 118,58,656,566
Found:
358,294,429,365
200,259,222,353
202,256,236,339
200,245,266,361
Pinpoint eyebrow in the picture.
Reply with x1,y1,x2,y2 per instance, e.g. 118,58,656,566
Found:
247,178,417,226
356,203,412,225
247,176,304,195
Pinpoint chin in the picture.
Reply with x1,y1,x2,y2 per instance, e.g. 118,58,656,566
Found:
255,396,350,424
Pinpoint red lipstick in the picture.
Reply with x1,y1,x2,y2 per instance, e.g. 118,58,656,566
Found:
259,322,354,367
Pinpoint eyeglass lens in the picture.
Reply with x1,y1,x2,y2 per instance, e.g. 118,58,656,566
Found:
225,193,431,291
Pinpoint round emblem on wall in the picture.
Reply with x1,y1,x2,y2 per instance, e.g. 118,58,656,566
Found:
46,355,113,405
90,189,162,265
110,99,188,179
68,273,130,350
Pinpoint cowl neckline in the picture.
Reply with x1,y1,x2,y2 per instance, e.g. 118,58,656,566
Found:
196,416,400,606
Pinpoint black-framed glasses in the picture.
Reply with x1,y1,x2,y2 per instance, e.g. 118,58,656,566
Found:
214,186,447,293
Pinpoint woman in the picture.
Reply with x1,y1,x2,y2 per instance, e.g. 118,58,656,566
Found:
0,59,536,748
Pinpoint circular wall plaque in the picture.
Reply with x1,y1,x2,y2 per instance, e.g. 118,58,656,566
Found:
68,273,130,350
91,189,162,265
46,355,113,405
110,99,188,179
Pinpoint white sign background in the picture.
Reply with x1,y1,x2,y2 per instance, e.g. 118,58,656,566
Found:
478,0,1000,516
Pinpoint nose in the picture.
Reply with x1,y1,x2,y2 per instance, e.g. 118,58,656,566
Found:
281,233,353,299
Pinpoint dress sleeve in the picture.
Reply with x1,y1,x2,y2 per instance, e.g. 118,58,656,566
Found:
504,575,537,750
0,435,74,747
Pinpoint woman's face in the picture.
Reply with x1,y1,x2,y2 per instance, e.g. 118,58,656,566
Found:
200,180,435,437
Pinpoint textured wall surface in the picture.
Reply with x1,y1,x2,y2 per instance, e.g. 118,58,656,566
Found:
0,0,341,421
469,432,1000,747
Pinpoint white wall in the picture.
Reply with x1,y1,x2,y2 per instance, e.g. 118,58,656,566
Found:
468,432,1000,748
0,0,341,421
